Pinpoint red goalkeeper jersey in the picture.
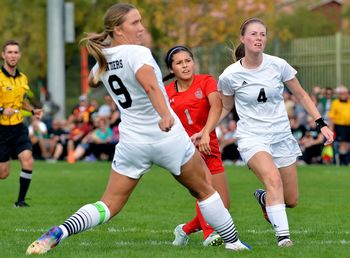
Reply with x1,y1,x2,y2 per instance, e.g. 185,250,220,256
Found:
166,74,221,157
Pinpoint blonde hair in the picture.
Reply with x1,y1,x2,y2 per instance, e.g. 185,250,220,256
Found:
80,3,136,83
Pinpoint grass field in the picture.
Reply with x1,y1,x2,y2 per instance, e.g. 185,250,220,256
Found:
0,161,349,258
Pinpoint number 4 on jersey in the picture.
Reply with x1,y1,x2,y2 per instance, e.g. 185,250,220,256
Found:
257,88,267,103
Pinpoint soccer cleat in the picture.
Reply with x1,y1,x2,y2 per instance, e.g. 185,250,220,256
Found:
253,189,270,223
14,201,30,208
26,226,63,255
278,238,293,247
172,224,189,246
225,239,252,251
203,232,223,246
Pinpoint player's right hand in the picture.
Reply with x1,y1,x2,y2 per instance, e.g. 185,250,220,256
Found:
159,115,174,132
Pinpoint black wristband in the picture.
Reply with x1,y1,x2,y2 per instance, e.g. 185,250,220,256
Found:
315,118,327,131
0,107,3,114
31,109,35,115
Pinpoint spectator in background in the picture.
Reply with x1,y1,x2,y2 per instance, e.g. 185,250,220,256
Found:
299,116,324,164
28,116,49,160
97,94,113,119
219,119,241,164
66,112,91,163
68,95,95,124
89,117,114,161
283,90,295,118
289,115,306,146
319,87,335,123
46,119,70,163
41,91,59,132
312,85,322,100
72,115,114,162
328,85,350,165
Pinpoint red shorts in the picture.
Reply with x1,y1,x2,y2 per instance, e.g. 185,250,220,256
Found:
203,154,225,175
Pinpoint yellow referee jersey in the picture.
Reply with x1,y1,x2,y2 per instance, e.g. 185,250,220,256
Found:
0,67,30,125
328,99,350,126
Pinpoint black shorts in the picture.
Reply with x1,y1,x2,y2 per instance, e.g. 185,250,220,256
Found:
0,123,32,162
334,124,350,142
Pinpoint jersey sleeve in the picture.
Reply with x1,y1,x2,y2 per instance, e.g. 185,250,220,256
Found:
128,46,155,74
202,75,218,96
218,74,235,96
281,59,297,82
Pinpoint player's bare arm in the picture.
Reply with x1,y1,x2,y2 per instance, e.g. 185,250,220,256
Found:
136,64,174,132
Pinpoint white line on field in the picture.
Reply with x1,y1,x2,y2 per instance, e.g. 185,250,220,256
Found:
15,227,350,236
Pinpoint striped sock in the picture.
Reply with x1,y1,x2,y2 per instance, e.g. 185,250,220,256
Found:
59,201,110,240
198,192,238,243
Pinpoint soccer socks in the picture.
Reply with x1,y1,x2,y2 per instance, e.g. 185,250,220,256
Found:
182,202,214,238
195,201,215,239
266,204,290,241
182,202,201,235
59,201,111,240
198,192,238,243
18,169,32,202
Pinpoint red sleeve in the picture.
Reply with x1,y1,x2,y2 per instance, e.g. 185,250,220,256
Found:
201,75,218,97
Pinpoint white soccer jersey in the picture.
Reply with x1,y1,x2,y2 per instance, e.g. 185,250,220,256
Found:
218,53,297,143
92,45,182,143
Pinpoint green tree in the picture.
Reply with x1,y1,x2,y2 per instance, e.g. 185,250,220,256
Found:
0,0,46,93
275,7,338,42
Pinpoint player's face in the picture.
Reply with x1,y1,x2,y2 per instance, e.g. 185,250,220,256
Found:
170,51,194,81
2,44,21,68
117,9,145,45
241,22,266,55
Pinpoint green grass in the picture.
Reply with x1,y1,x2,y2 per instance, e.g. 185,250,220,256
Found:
0,161,349,257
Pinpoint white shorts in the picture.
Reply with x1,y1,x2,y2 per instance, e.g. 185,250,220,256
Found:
238,136,302,168
112,133,195,179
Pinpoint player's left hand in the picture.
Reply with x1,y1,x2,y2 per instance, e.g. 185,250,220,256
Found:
197,133,211,156
321,126,334,145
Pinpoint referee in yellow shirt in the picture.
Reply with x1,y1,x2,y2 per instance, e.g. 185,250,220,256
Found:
0,40,43,207
328,85,350,165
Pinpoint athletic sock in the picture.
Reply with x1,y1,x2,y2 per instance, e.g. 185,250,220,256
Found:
198,192,238,243
195,201,214,239
59,201,111,240
182,202,201,235
18,169,32,202
266,204,290,240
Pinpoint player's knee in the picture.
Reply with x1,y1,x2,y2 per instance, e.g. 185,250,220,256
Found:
22,156,34,169
285,196,298,208
0,170,10,179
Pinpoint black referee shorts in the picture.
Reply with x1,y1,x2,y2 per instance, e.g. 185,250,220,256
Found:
0,123,32,162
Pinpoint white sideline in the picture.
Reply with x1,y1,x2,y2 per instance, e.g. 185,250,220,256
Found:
15,227,350,246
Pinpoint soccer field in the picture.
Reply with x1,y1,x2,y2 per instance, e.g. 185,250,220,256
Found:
0,161,349,258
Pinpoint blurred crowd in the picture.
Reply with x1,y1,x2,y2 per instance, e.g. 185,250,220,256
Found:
27,94,119,163
26,85,349,166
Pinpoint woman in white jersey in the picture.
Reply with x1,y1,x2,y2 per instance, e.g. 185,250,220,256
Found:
26,3,250,255
218,18,334,247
